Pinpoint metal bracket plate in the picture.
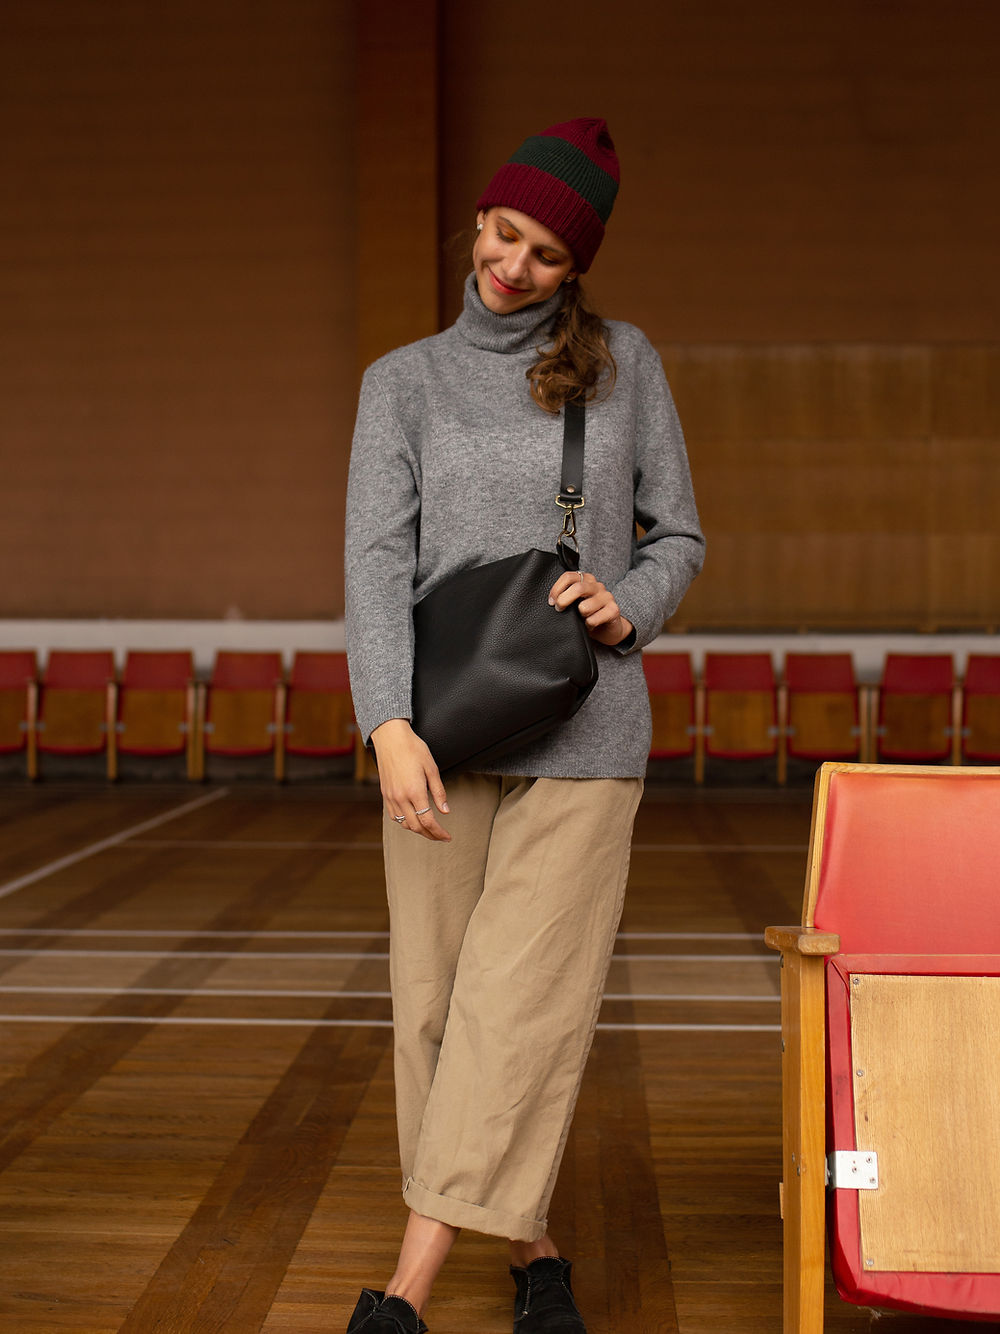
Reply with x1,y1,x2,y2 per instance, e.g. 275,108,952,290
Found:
828,1150,879,1190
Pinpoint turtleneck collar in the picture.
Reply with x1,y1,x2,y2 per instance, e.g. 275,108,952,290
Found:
454,271,565,354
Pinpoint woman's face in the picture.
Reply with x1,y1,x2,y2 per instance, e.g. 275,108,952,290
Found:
473,206,577,314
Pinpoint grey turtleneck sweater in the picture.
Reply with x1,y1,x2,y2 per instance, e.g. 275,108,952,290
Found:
345,273,704,779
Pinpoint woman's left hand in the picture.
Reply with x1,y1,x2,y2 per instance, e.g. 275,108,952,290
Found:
548,570,634,647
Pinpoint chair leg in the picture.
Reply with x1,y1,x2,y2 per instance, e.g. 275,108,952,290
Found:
274,683,287,783
951,682,963,765
192,682,206,782
106,681,118,782
185,682,198,781
694,679,706,784
777,682,788,786
779,949,828,1334
26,680,39,781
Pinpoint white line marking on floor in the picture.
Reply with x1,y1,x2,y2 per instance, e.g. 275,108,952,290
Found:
0,928,391,940
113,838,806,855
0,985,778,1003
604,993,777,1002
617,932,763,940
127,840,383,851
0,929,760,942
632,844,806,853
0,948,390,961
0,789,231,903
598,1022,780,1032
0,986,394,999
0,948,773,963
0,1014,778,1033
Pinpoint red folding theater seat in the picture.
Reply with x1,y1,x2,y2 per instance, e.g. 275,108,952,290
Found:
113,650,198,780
35,650,116,777
0,651,39,777
961,654,1000,762
874,653,955,763
199,651,285,776
779,653,866,781
642,652,696,764
766,762,1000,1331
701,652,777,781
278,651,361,780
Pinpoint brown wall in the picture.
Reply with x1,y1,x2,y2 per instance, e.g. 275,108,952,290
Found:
2,1,998,628
3,1,356,619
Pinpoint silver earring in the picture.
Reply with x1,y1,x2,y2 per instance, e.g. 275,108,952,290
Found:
476,222,483,231
563,275,576,284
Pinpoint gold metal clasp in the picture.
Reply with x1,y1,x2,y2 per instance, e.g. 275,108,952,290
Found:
560,505,578,542
555,487,584,553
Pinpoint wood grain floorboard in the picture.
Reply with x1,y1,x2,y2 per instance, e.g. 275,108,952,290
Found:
0,783,981,1332
0,842,346,1175
118,1018,391,1333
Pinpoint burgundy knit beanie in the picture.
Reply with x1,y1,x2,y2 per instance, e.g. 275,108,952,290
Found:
476,117,619,272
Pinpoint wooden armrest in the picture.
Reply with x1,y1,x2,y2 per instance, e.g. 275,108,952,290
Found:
764,925,840,956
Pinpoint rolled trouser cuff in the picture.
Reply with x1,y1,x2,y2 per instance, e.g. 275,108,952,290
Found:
403,1175,547,1243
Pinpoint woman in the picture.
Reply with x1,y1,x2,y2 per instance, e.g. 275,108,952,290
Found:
344,118,704,1333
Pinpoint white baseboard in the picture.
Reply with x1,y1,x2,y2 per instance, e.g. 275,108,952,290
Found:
0,620,995,683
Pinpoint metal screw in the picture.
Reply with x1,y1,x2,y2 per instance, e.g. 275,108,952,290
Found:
856,1068,865,1078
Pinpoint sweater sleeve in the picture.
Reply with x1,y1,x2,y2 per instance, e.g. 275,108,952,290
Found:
610,333,705,651
344,366,420,744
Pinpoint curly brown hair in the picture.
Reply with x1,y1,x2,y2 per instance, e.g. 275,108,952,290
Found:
527,280,617,413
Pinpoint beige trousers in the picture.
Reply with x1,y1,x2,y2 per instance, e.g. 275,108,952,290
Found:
382,772,643,1242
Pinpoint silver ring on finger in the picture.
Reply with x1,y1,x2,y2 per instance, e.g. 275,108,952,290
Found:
414,806,431,815
392,814,406,823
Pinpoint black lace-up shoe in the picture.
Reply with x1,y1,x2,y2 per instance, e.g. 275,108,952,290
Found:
509,1257,587,1332
346,1289,428,1333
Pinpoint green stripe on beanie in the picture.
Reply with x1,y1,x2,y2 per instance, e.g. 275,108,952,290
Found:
508,135,618,223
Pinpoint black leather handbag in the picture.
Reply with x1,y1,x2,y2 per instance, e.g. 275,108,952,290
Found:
411,401,599,774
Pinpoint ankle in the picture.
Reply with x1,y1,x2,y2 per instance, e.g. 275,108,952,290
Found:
385,1282,428,1319
509,1237,561,1268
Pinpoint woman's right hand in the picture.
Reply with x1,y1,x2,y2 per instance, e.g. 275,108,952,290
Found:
371,719,451,842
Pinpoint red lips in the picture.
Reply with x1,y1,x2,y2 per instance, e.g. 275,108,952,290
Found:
487,268,525,296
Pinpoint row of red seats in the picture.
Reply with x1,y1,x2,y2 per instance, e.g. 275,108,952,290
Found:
645,650,1000,782
0,649,359,781
2,648,998,783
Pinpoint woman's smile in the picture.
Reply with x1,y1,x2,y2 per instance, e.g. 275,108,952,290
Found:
486,268,526,296
473,206,576,313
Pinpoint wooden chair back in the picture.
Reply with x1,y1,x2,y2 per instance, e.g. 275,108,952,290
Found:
703,652,777,766
281,651,357,778
875,653,955,762
0,650,38,759
642,652,695,760
38,650,116,757
769,762,1000,1330
115,651,197,779
807,763,1000,950
962,654,1000,762
203,651,284,757
782,653,862,764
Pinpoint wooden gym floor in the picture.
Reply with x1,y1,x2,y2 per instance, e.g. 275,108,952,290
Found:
0,783,978,1333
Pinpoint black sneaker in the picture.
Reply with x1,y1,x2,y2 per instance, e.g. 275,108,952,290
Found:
510,1257,587,1332
346,1289,429,1333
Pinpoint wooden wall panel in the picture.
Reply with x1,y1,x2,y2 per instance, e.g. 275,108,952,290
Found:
1,1,997,630
440,0,1000,344
1,2,356,619
356,0,439,374
662,345,1000,630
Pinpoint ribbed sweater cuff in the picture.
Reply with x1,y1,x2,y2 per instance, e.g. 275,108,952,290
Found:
359,696,413,748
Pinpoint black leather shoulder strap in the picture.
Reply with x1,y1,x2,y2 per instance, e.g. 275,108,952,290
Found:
558,399,585,504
